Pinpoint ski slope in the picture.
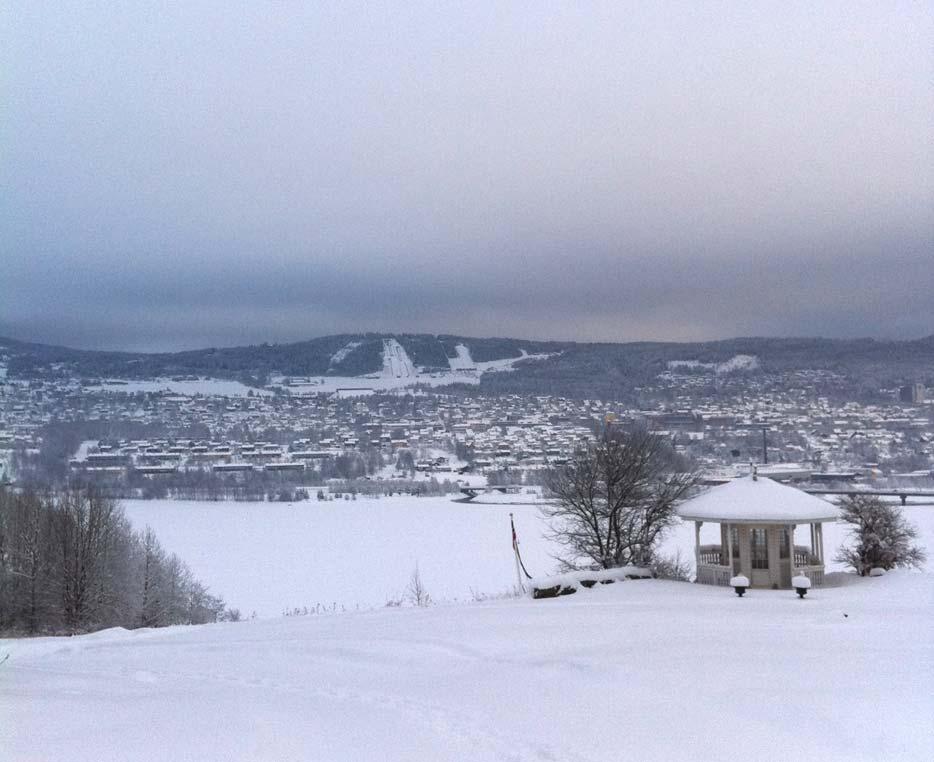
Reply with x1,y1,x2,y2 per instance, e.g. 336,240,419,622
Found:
381,338,418,378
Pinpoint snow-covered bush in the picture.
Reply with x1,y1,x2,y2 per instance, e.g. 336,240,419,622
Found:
834,495,926,575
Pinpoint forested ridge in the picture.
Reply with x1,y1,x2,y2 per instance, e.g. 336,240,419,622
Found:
2,332,932,400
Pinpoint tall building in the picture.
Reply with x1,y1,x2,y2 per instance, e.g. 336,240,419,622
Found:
898,383,925,404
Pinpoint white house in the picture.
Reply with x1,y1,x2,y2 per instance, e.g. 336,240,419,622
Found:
677,474,840,588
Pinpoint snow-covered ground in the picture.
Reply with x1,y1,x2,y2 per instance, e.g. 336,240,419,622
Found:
120,497,554,616
278,342,557,394
328,340,362,370
3,498,932,761
668,353,760,373
80,342,557,398
85,378,273,396
446,342,477,371
381,338,418,378
119,497,934,619
3,571,931,761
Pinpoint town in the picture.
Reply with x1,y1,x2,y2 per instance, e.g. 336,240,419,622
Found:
2,352,930,500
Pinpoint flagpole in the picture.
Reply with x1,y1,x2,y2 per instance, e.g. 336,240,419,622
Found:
510,513,525,592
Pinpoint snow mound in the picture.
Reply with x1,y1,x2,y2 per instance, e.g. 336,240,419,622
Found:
531,566,651,597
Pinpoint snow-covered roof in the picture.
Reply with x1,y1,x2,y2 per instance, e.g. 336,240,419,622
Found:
677,475,840,523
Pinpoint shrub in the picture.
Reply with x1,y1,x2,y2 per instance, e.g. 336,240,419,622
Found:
835,495,926,575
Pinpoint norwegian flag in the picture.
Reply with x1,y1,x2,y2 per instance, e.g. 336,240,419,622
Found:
510,513,533,580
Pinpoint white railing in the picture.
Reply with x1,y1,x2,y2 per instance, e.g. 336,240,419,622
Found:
698,544,723,565
793,565,825,587
793,546,820,566
696,563,732,587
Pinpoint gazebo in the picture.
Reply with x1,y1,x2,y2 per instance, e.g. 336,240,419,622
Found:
677,474,840,588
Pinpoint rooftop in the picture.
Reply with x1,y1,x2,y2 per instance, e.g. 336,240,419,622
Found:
677,475,841,523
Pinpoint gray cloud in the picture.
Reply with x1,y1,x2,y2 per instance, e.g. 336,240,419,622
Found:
1,2,932,351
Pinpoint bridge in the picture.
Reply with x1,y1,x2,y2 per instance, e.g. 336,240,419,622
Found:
803,489,934,506
459,485,521,501
459,484,934,506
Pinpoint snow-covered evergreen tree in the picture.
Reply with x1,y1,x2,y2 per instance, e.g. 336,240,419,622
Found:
835,495,926,575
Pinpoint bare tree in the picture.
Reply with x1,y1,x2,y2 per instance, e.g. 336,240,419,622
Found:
0,489,53,633
139,527,167,627
51,489,120,633
18,492,47,633
1,486,232,635
543,427,696,570
406,563,431,607
835,495,926,575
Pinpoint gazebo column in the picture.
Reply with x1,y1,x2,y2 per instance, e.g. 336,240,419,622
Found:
787,524,797,580
768,525,782,587
726,522,734,574
737,526,751,579
694,521,702,577
816,523,824,563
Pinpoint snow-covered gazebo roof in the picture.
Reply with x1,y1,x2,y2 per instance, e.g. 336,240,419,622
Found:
677,475,840,524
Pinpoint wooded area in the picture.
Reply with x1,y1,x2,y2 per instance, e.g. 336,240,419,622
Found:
0,487,234,635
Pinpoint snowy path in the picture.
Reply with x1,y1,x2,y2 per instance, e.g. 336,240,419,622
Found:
3,573,932,761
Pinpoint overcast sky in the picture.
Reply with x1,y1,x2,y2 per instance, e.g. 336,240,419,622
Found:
1,2,931,351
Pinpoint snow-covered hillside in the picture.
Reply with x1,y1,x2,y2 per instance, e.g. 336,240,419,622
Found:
3,571,931,761
446,342,476,371
3,498,931,760
269,343,555,394
328,340,362,370
668,353,760,373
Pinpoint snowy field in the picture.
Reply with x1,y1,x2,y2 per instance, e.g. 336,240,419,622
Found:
120,497,557,616
116,496,934,619
86,378,273,396
2,498,932,761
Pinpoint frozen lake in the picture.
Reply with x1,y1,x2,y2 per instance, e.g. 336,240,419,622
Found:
122,496,557,617
122,496,934,618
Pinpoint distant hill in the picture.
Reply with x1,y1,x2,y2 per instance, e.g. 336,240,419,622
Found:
1,332,932,400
